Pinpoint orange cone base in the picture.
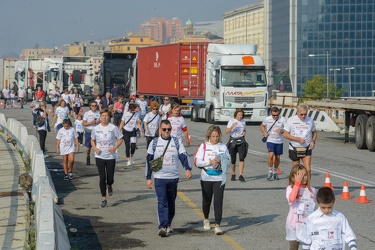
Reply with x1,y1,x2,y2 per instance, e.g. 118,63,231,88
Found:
355,198,371,203
276,168,283,174
338,194,353,200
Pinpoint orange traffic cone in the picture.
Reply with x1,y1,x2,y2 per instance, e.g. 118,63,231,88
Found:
355,185,371,204
338,181,353,200
276,167,283,174
323,173,334,189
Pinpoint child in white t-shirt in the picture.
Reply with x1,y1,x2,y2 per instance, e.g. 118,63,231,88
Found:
56,118,79,181
75,113,84,146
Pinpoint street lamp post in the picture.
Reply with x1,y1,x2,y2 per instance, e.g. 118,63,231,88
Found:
345,67,355,97
329,68,340,97
309,51,330,99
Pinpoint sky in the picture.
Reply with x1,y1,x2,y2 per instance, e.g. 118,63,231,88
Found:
0,0,254,58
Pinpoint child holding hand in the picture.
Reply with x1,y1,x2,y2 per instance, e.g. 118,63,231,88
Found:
286,164,316,250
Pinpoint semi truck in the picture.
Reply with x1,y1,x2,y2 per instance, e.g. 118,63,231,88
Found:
305,99,375,152
0,58,17,92
129,43,269,122
97,52,137,99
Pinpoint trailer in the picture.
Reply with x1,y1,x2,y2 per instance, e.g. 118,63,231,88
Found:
0,58,17,93
305,99,375,151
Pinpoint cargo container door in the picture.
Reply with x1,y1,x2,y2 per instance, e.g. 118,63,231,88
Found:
179,43,206,99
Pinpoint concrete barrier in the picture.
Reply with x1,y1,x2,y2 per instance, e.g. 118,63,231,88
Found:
0,112,70,250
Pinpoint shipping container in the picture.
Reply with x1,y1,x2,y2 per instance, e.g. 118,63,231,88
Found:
137,43,208,99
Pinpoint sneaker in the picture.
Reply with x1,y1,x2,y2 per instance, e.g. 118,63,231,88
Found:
238,175,245,182
127,160,131,166
215,226,223,235
108,186,113,196
158,228,167,237
203,219,211,230
135,146,139,150
100,200,107,208
273,173,280,180
68,172,74,180
44,154,49,158
166,227,173,234
267,172,273,181
80,144,83,147
131,158,135,165
63,175,69,181
231,175,236,181
86,156,91,165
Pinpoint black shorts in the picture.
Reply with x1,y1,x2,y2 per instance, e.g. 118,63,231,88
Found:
51,101,58,107
288,149,312,161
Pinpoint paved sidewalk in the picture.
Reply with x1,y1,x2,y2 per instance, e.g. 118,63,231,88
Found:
0,131,28,249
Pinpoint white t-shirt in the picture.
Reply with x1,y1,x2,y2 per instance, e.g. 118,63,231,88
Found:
136,99,148,116
91,123,123,160
159,103,171,120
61,93,70,104
55,106,70,119
227,118,246,138
18,89,26,98
74,120,84,133
30,101,40,114
168,115,187,141
261,115,287,144
83,110,100,131
73,95,82,107
69,94,75,104
10,93,15,99
49,90,60,102
2,89,10,98
284,115,316,148
121,111,140,132
144,111,160,137
56,127,78,155
194,142,230,182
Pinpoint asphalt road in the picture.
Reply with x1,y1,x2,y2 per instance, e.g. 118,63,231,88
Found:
2,106,374,249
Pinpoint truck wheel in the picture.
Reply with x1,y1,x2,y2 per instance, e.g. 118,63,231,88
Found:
207,107,215,124
191,106,198,122
355,114,368,149
366,116,375,151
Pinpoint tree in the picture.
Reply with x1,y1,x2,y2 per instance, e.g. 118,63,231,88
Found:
301,75,345,100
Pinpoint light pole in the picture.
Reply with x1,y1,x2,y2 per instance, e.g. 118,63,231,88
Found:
329,68,340,97
345,67,355,97
309,51,330,99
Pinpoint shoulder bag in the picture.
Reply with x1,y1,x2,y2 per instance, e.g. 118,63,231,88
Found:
150,138,171,172
262,118,278,143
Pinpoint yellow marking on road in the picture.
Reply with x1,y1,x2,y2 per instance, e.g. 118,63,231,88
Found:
178,191,244,250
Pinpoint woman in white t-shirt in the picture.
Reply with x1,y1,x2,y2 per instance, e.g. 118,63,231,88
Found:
167,103,190,147
52,100,70,131
225,109,248,182
119,103,144,166
144,101,160,149
72,92,83,119
91,109,123,208
56,118,79,181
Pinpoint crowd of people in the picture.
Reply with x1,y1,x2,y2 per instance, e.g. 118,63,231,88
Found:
2,86,358,248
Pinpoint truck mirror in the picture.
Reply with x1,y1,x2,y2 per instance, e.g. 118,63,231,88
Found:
212,71,216,77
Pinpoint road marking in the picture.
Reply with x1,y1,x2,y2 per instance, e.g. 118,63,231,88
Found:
177,191,244,250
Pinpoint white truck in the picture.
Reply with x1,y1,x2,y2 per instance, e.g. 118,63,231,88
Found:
0,58,17,92
191,44,268,123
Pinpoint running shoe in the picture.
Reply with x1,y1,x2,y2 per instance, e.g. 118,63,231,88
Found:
238,175,246,182
131,158,135,165
68,172,74,180
166,227,173,234
267,172,273,181
273,173,280,180
203,220,211,230
63,175,69,181
127,160,131,166
108,186,113,196
158,228,167,237
215,226,223,235
100,200,107,208
231,175,236,181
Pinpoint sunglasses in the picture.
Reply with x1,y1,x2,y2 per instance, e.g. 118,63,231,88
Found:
152,108,158,110
272,114,279,117
164,99,169,101
91,105,97,107
299,113,307,116
161,128,172,132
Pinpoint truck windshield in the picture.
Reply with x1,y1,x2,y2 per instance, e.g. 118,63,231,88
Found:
221,69,266,87
47,69,60,83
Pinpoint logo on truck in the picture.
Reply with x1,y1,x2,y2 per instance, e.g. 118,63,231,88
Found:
154,52,160,68
225,90,264,96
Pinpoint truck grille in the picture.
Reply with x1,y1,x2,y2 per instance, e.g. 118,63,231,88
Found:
225,96,263,103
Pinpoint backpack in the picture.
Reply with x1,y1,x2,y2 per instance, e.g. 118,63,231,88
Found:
194,142,206,167
35,110,45,127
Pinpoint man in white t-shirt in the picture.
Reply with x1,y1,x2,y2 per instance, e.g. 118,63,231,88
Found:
284,104,317,184
2,87,10,108
17,87,26,109
49,86,60,113
159,97,171,120
82,100,100,165
260,107,287,181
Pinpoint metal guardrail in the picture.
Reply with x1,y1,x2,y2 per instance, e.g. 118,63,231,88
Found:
0,113,70,250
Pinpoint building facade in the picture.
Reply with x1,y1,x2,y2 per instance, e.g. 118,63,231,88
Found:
108,33,159,53
265,0,375,97
223,1,265,57
140,17,183,44
20,48,63,60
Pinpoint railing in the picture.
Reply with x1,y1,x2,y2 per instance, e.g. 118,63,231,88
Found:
0,113,70,250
